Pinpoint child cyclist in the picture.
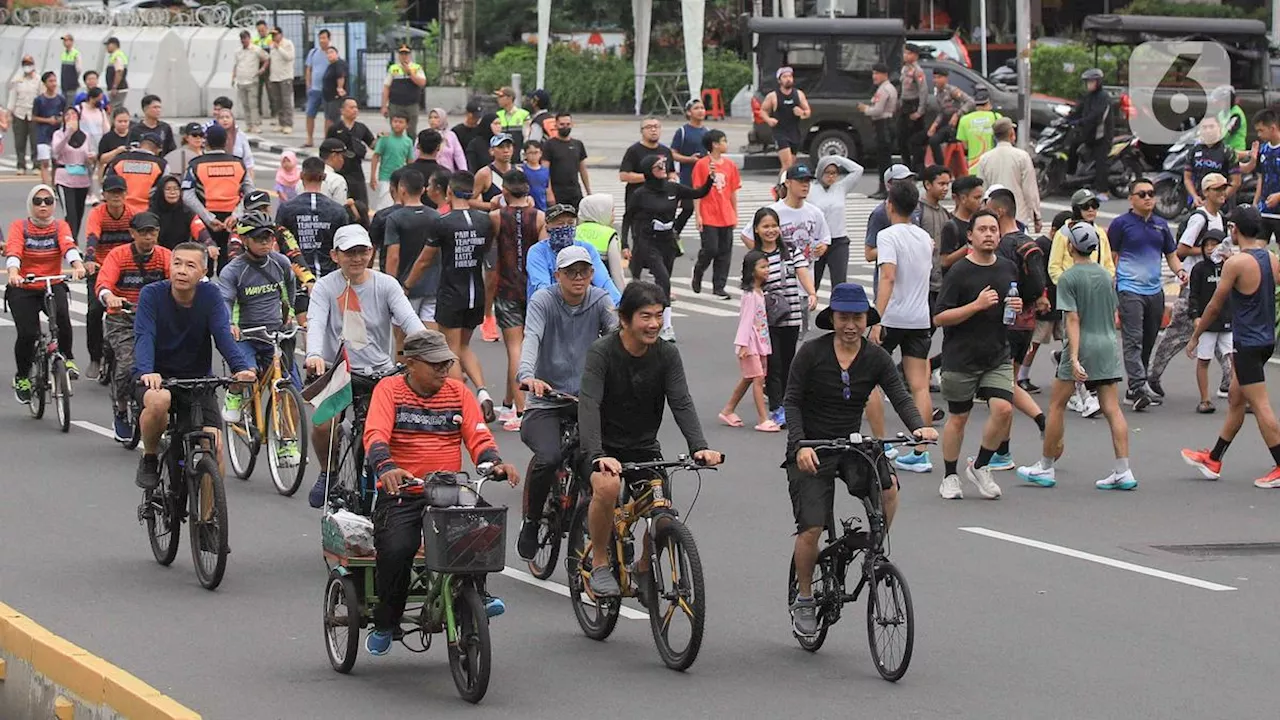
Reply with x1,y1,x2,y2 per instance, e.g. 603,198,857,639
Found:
719,250,777,432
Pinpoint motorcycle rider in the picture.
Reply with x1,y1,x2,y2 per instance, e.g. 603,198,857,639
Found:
1066,68,1114,202
1185,115,1241,206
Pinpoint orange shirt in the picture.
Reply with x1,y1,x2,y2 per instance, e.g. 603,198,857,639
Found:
95,243,171,314
84,203,134,263
106,151,166,214
5,219,78,289
692,155,741,228
363,376,500,481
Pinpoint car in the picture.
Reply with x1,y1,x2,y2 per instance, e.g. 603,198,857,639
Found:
908,30,972,68
920,59,1074,138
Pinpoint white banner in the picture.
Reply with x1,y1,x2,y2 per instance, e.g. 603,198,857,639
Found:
681,0,705,99
536,0,551,89
632,0,652,116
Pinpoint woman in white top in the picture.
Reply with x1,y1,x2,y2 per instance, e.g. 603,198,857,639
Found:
76,87,109,203
215,107,254,171
805,155,863,293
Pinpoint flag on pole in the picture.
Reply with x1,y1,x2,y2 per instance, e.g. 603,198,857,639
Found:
303,344,352,426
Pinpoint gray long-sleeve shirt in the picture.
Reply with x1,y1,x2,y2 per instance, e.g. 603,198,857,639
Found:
517,286,617,410
217,251,297,331
304,269,425,374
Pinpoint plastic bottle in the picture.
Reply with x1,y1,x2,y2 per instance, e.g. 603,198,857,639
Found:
1003,281,1018,326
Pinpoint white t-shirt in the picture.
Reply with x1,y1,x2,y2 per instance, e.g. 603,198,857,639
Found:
876,223,934,329
740,200,831,259
1178,208,1225,273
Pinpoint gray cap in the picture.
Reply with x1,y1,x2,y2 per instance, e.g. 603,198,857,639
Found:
402,330,458,363
882,164,916,184
555,245,593,270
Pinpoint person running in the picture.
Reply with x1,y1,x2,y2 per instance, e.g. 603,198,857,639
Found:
618,116,673,248
1181,205,1280,488
670,98,708,236
1019,210,1069,393
96,211,171,440
472,132,515,211
1016,222,1135,490
933,209,1021,500
182,124,251,273
130,94,176,157
807,154,864,294
915,164,953,387
940,175,984,277
577,281,724,598
857,63,897,199
719,250,776,432
760,67,811,174
383,169,439,334
689,129,741,300
1186,229,1233,414
863,165,916,294
6,185,87,402
515,245,618,561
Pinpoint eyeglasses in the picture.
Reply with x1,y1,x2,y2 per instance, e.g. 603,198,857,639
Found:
428,359,456,374
31,196,55,206
641,123,660,130
840,368,852,401
1132,190,1155,199
560,267,591,279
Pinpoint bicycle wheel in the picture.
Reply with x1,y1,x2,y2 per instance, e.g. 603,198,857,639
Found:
27,353,45,419
787,554,830,652
331,425,365,513
52,358,71,433
647,516,706,671
565,506,620,640
526,494,560,580
188,456,230,590
144,453,181,566
448,581,492,704
225,402,258,480
323,571,361,674
266,384,309,496
866,560,915,682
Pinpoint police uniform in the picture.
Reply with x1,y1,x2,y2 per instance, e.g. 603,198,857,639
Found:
384,52,424,136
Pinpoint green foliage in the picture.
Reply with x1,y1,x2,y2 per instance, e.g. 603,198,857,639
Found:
1031,42,1131,100
1117,0,1268,20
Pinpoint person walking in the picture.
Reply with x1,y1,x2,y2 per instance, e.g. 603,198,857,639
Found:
32,72,67,188
972,118,1042,233
382,46,426,136
59,34,82,107
320,45,348,135
427,107,467,172
719,250,777,432
103,36,129,115
51,107,93,240
690,129,741,300
232,31,269,133
542,112,590,210
129,95,176,157
1186,229,1232,414
898,43,928,172
165,122,204,178
494,86,529,161
759,66,810,173
326,98,375,208
807,154,864,293
303,29,333,147
266,27,295,135
7,57,39,175
857,63,897,199
670,98,708,236
618,116,674,248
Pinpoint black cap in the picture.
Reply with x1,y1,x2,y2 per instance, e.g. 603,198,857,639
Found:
102,175,127,193
319,138,354,158
1229,204,1263,237
138,132,162,147
872,62,889,74
182,122,204,137
1202,228,1228,244
244,189,272,209
974,88,991,104
786,164,815,181
131,212,160,230
904,43,923,54
465,97,484,114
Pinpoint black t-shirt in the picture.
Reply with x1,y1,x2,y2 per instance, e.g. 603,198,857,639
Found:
275,192,350,278
619,142,673,200
997,230,1047,301
369,202,402,271
322,59,348,102
939,216,971,276
386,205,442,298
934,255,1020,372
425,208,493,310
543,136,588,198
326,121,374,179
129,120,176,158
98,130,132,158
452,122,480,155
402,159,442,207
1188,141,1239,190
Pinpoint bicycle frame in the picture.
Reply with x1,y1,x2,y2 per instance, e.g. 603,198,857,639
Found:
235,326,300,444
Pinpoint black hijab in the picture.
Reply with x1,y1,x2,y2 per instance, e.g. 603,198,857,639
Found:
465,112,498,173
150,175,193,250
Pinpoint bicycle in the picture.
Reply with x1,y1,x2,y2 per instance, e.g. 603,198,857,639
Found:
99,300,140,449
323,465,508,704
566,454,722,671
521,385,583,581
136,377,239,590
225,325,310,496
786,433,927,682
13,274,75,432
323,365,405,515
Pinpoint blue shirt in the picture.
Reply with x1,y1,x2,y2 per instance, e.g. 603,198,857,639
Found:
306,47,331,92
525,240,622,304
1256,142,1280,218
72,90,110,109
32,94,66,145
521,162,550,210
672,123,709,185
1108,210,1177,296
133,281,252,380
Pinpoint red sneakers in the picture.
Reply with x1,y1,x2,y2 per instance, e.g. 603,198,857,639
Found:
1180,448,1222,480
481,314,500,342
1254,466,1280,489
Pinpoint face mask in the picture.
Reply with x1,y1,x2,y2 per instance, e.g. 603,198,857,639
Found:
557,127,571,138
22,65,34,74
548,225,576,253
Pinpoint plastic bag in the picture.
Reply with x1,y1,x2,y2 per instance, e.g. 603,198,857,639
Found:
322,509,375,557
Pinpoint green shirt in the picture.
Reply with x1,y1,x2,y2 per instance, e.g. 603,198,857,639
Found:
1056,261,1123,383
1220,105,1248,154
373,132,414,180
956,110,1001,164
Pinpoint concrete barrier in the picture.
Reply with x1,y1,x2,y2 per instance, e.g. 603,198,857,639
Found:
204,27,249,116
123,29,201,118
184,27,233,113
64,26,114,93
0,602,200,720
0,27,32,86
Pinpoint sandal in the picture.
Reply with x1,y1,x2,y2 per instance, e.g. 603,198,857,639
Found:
718,412,744,428
1196,401,1216,414
754,420,781,433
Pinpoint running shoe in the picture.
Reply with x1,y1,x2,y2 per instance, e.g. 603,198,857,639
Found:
883,442,899,461
502,414,522,432
1254,467,1280,489
1081,393,1102,418
64,360,80,380
365,629,393,656
496,405,516,423
477,389,496,424
893,451,933,473
789,596,819,637
1066,393,1084,413
12,377,32,404
221,392,244,423
939,473,963,499
1179,448,1221,480
1016,461,1057,487
517,520,540,561
113,411,133,443
85,360,101,380
308,472,330,508
1147,378,1165,397
1095,470,1138,490
929,368,941,393
484,597,506,618
965,460,1002,499
589,565,620,597
136,454,161,490
481,314,500,342
1017,378,1040,394
987,452,1015,471
277,439,301,467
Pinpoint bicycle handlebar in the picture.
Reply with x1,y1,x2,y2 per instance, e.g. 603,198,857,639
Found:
518,381,578,403
140,377,241,390
797,432,937,451
620,454,725,473
22,273,73,286
239,324,300,343
380,463,507,494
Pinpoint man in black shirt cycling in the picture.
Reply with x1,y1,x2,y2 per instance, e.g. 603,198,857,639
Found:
578,281,723,599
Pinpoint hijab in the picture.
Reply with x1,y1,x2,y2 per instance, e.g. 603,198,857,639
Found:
577,194,614,226
28,185,56,227
150,175,193,250
276,150,301,189
640,155,666,189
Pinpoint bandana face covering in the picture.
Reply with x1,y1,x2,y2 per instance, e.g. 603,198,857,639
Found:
548,224,576,253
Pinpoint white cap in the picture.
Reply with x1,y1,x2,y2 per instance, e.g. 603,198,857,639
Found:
555,245,593,270
334,224,372,251
982,183,1009,202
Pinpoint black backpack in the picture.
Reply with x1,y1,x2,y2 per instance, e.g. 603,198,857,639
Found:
1175,208,1222,249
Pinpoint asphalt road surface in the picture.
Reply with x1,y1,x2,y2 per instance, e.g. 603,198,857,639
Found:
0,162,1277,719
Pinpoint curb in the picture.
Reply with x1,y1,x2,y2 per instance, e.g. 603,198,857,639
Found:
0,602,200,720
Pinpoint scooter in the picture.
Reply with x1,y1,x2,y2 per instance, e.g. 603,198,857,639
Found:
1034,116,1143,198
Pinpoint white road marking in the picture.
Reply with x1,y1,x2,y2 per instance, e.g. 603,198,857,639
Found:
959,527,1237,592
498,566,649,620
72,419,118,440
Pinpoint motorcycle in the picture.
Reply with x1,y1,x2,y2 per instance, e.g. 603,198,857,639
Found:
1034,117,1143,198
1151,124,1257,220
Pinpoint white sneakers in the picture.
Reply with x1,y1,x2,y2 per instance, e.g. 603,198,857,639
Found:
939,474,963,499
965,461,1003,499
1067,389,1101,417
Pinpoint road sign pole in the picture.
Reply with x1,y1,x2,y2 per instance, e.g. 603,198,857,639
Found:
1016,0,1032,152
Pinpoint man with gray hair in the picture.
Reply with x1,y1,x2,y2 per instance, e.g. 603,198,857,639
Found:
231,30,269,133
972,117,1042,233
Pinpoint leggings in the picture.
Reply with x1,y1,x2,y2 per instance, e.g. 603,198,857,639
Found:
812,236,850,294
56,185,88,241
629,234,677,299
9,283,74,378
765,324,801,412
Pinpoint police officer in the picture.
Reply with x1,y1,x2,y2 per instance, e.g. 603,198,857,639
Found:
103,36,129,115
494,85,530,162
59,33,82,107
899,43,928,172
382,45,426,136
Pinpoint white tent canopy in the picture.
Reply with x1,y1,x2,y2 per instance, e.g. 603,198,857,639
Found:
535,0,707,115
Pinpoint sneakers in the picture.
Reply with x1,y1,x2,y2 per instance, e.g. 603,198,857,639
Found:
965,460,1002,499
222,392,244,423
1016,461,1057,488
690,269,704,294
659,325,677,343
929,368,941,393
987,452,1015,472
883,442,899,461
308,472,330,508
770,406,787,428
502,413,522,432
931,407,946,423
1131,392,1152,412
1066,393,1084,413
1147,378,1165,397
1017,378,1040,394
365,629,393,656
1081,393,1102,418
481,314,500,342
789,595,819,637
1218,385,1230,399
136,454,161,490
1096,470,1138,490
496,405,517,424
714,291,732,301
85,360,101,380
276,439,301,467
113,411,133,443
516,519,540,561
893,450,933,473
589,564,620,597
1253,467,1280,489
64,360,80,380
477,389,496,424
1180,448,1221,480
939,473,963,499
484,597,506,618
12,377,32,404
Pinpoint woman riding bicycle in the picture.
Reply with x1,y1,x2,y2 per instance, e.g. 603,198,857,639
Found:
5,184,87,404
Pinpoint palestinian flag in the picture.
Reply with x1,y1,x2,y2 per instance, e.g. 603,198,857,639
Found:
337,282,369,350
303,345,352,426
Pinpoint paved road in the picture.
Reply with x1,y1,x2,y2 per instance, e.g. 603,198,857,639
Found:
1,160,1278,719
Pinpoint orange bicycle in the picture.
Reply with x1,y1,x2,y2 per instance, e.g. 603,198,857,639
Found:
225,325,309,495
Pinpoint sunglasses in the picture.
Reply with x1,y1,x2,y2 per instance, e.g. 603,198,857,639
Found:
840,368,852,401
1080,201,1100,210
1132,190,1155,199
31,196,55,206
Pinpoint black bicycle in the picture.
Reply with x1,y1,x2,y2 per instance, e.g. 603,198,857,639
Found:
522,386,583,581
323,366,404,515
100,300,140,449
17,274,75,432
137,377,239,590
787,433,927,682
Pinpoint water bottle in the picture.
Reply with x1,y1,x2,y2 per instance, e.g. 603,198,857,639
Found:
1003,282,1018,326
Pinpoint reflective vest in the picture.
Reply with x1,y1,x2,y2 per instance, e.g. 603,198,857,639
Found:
105,152,164,215
105,49,128,90
496,107,529,132
386,62,423,106
576,222,614,255
60,48,80,93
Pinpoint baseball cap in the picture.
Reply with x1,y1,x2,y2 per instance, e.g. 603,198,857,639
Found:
402,330,458,363
61,33,73,40
244,189,272,210
397,45,411,53
882,164,917,184
555,245,593,270
465,96,484,114
333,225,373,251
204,124,227,147
103,175,127,193
182,122,205,137
786,164,815,181
320,138,354,158
490,133,514,148
546,203,578,223
1228,204,1263,236
1202,228,1228,245
982,183,1009,202
138,132,162,147
1066,221,1100,254
974,88,991,104
131,212,160,230
1200,172,1229,193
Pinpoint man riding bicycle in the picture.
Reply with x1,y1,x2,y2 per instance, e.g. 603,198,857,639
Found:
578,281,724,599
134,242,257,490
304,224,426,508
96,211,171,440
515,245,618,561
784,283,937,637
362,329,521,656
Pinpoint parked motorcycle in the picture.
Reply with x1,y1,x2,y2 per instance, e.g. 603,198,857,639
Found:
1034,116,1143,198
1151,125,1257,220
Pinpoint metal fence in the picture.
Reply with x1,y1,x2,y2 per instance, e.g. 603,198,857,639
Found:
1,3,268,28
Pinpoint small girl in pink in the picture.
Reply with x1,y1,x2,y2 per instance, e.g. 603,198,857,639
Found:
720,250,778,432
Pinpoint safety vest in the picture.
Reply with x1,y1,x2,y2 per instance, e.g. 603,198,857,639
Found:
105,49,128,90
60,48,80,93
386,62,423,106
254,34,271,50
575,222,614,255
496,107,529,132
106,151,164,214
185,152,248,214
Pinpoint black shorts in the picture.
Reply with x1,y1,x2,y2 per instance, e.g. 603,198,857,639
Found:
879,326,931,360
1009,329,1033,365
135,384,221,430
435,302,484,330
774,130,801,153
1234,344,1274,386
1083,378,1121,391
787,452,895,531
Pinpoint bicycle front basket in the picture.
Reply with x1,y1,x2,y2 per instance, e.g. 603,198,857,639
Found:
422,505,507,574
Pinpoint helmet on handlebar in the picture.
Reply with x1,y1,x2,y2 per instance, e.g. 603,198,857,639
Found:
1080,68,1104,82
234,210,275,238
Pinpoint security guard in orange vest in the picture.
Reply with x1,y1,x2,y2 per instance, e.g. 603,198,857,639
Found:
182,124,253,272
382,46,426,136
103,133,167,214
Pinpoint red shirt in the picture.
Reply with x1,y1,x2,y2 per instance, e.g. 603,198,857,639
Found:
363,376,500,480
95,243,172,314
5,219,77,289
692,155,741,228
84,203,135,263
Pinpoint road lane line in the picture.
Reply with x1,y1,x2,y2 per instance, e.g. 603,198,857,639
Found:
498,566,648,620
72,419,122,442
958,527,1237,592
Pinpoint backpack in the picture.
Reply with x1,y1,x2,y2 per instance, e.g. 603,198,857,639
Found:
1175,208,1219,249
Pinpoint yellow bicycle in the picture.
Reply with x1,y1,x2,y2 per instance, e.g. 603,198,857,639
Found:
225,325,309,495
